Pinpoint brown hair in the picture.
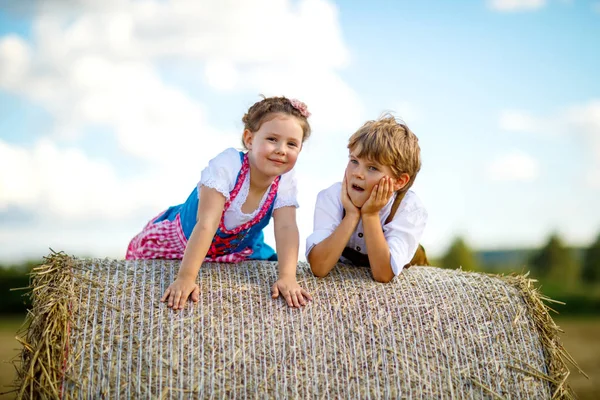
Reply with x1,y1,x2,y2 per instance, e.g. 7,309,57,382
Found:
241,96,311,149
348,114,422,192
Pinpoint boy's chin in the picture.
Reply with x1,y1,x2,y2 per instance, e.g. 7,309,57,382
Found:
349,198,365,209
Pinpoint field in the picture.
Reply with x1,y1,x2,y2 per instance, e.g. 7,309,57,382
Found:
0,316,598,399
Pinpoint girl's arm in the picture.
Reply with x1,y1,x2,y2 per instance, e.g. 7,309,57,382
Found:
160,186,226,310
272,206,312,308
307,176,360,277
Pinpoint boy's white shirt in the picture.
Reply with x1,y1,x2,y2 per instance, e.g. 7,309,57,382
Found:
305,182,428,275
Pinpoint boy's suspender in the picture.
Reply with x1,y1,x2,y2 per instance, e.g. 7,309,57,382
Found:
384,191,407,225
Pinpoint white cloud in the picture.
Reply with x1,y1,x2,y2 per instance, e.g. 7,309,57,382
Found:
486,150,540,182
487,0,546,12
498,100,600,187
0,0,361,158
499,110,544,133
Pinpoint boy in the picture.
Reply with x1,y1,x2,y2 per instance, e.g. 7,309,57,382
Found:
306,115,428,283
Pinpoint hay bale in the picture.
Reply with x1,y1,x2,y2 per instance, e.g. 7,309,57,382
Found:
14,252,579,399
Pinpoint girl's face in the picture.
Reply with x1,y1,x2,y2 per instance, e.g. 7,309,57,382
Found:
345,149,401,208
243,113,304,181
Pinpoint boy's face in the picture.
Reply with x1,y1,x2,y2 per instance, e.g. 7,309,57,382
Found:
345,149,402,208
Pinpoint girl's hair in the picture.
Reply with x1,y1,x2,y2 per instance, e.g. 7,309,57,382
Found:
348,114,422,192
241,96,311,149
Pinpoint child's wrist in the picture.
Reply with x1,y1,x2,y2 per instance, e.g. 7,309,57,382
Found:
361,212,380,222
177,269,198,281
344,210,361,221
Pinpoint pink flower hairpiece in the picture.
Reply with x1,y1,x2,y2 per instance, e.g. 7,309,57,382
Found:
290,98,311,118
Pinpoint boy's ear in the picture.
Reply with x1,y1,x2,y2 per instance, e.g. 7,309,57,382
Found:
393,173,411,191
242,129,253,149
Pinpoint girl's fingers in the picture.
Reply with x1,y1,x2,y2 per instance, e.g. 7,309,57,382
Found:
160,288,171,302
191,286,200,302
284,292,293,307
272,284,280,299
291,292,300,308
296,291,306,306
302,289,313,301
178,292,188,310
171,291,181,309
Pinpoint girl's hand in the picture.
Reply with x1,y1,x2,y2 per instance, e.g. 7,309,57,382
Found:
341,175,360,218
271,277,312,308
361,176,395,216
160,278,200,310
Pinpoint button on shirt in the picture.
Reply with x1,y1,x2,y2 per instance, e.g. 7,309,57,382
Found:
305,182,428,276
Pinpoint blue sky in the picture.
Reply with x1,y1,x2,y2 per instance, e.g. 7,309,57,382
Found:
0,0,599,262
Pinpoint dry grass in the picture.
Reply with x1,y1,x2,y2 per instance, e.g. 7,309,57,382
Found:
13,252,584,398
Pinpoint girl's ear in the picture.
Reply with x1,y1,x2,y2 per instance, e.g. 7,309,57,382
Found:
393,173,410,191
242,129,253,149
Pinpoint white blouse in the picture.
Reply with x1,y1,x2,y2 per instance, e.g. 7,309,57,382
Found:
305,182,428,275
197,148,299,230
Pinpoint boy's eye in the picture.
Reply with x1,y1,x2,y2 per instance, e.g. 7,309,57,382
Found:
369,166,379,171
350,159,358,164
288,142,298,147
267,137,277,142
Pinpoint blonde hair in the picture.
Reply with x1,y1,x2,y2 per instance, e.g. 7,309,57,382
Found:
241,96,311,149
347,114,422,192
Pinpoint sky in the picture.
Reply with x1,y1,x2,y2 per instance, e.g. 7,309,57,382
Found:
0,0,599,263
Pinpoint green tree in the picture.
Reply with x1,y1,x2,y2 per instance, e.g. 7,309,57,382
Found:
582,233,600,283
529,233,580,287
441,237,480,271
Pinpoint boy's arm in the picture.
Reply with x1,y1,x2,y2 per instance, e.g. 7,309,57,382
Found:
308,177,360,277
308,213,360,277
363,182,428,281
360,177,396,283
361,214,395,283
272,206,311,307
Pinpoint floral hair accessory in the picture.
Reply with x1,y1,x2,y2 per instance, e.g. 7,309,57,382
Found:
290,98,311,118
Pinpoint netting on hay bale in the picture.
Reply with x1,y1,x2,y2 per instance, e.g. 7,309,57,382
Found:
14,252,580,399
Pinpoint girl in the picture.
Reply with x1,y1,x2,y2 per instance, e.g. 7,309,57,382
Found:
126,96,313,309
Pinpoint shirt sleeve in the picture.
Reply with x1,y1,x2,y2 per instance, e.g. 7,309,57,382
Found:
274,168,299,209
305,182,344,259
384,202,428,276
198,148,241,200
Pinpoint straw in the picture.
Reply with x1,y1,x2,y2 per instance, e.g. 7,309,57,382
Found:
13,253,581,399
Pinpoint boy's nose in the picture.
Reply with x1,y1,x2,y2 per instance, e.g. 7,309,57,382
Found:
352,168,364,179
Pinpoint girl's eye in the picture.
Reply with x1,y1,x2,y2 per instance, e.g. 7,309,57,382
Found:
369,166,379,172
288,142,298,148
350,159,358,165
268,137,277,142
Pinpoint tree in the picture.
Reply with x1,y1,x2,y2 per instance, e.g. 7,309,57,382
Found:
528,233,580,287
582,233,600,283
441,237,480,271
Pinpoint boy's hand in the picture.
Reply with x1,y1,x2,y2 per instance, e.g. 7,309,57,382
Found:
272,277,312,308
362,176,395,216
341,175,360,218
160,278,200,310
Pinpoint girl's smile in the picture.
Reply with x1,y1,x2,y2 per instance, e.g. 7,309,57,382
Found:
243,114,304,182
